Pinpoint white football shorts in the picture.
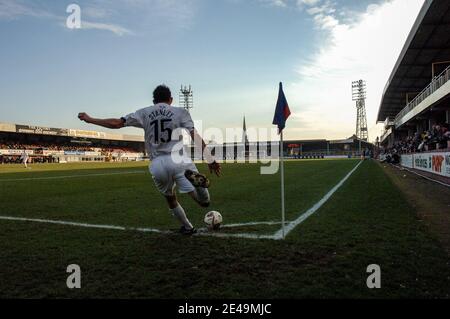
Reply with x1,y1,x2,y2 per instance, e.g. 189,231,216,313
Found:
149,154,198,196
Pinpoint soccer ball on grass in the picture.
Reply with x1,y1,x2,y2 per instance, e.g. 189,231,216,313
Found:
204,211,222,230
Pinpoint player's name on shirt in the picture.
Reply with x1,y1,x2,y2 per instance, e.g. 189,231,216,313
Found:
149,108,175,121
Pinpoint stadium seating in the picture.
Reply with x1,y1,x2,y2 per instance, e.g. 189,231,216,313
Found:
0,141,142,164
381,123,450,157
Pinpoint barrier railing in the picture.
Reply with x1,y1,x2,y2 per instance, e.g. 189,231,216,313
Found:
395,65,450,125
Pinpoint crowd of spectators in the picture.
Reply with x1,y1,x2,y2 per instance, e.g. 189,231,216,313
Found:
0,141,142,164
0,142,95,152
380,124,450,164
0,142,139,153
385,124,450,153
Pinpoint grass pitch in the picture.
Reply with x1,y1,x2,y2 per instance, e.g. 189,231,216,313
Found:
0,159,448,298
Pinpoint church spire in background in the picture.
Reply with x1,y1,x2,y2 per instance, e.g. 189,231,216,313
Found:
242,115,249,145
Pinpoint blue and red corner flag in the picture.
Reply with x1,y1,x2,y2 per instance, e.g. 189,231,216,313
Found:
272,82,291,134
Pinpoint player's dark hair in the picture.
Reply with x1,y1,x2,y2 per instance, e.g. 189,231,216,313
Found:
153,85,172,104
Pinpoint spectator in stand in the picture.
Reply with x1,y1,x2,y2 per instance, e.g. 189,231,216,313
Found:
443,124,450,139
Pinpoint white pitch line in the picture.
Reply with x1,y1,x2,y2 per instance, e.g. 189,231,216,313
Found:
196,231,276,240
0,215,276,240
273,160,363,240
0,216,167,234
0,170,146,182
222,220,290,228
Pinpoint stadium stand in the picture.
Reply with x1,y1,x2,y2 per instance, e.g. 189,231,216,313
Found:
0,122,145,164
207,135,373,161
377,0,450,180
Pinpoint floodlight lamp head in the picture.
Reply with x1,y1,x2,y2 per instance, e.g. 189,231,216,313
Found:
351,79,367,101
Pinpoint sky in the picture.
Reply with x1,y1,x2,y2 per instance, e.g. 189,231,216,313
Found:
0,0,425,143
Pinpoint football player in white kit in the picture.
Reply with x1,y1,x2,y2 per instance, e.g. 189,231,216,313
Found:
78,85,221,235
20,150,29,168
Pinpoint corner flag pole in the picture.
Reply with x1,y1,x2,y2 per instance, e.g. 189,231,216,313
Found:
273,82,291,240
280,131,286,239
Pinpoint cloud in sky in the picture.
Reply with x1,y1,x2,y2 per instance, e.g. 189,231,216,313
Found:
0,0,198,36
0,0,131,36
87,0,199,32
80,20,133,36
82,6,115,19
284,0,425,142
298,0,321,5
259,0,288,7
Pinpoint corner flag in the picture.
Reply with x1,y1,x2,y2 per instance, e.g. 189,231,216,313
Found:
272,82,291,133
272,82,291,239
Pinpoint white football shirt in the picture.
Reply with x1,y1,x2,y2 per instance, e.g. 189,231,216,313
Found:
122,103,194,160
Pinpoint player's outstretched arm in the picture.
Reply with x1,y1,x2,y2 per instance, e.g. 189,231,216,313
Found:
78,112,125,129
190,129,221,177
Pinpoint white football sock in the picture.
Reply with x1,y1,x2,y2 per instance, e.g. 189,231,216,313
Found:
195,187,210,205
170,205,193,229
